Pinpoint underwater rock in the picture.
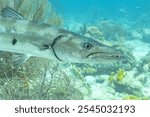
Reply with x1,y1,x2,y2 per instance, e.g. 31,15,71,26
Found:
95,78,105,84
121,48,136,70
130,28,150,43
109,70,143,97
97,20,129,41
137,74,149,86
87,26,103,37
85,76,96,85
131,30,143,39
140,28,150,42
137,51,150,72
86,84,115,100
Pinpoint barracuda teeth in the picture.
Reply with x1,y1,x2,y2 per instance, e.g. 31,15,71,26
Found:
115,55,121,58
114,54,122,58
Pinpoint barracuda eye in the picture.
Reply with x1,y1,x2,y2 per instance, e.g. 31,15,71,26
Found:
83,43,92,50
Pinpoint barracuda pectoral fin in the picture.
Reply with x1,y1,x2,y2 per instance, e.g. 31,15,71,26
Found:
37,44,50,51
31,42,50,51
2,7,24,19
12,53,30,67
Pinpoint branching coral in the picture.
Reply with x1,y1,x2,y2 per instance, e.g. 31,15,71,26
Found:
0,63,90,100
0,0,62,25
0,0,15,10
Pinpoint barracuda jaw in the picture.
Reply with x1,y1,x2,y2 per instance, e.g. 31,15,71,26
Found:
87,50,124,61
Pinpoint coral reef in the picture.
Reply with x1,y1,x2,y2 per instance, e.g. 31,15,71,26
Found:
0,0,62,25
108,69,126,84
108,72,115,84
107,69,144,97
86,26,104,40
123,95,149,100
96,20,129,42
0,0,15,10
116,68,126,82
0,63,90,99
137,51,150,73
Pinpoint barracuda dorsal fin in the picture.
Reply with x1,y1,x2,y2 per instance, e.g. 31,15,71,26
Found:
2,7,24,19
12,53,30,67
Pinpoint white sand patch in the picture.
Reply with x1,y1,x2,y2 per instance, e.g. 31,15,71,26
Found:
125,40,150,61
87,83,115,100
132,31,143,39
143,28,150,35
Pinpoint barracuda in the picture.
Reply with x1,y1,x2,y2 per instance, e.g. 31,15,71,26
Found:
0,7,123,66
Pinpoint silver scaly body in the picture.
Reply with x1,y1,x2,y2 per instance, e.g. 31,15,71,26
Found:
0,15,59,59
0,7,124,66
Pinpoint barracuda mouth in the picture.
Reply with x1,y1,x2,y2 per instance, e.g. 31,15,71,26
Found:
87,52,123,60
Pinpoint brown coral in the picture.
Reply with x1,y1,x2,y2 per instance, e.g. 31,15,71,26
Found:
0,0,62,25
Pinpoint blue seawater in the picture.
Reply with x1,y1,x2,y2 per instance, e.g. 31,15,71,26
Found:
50,0,150,23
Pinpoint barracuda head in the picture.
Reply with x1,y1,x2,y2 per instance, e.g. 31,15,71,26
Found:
52,29,124,63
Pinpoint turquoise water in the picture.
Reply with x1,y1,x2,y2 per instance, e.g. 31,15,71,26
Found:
50,0,150,23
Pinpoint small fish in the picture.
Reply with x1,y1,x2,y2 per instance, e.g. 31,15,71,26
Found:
119,8,128,14
0,7,123,66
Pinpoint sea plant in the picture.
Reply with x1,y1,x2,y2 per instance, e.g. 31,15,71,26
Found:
108,68,126,83
80,23,87,35
0,0,63,25
123,95,149,100
0,63,90,100
116,68,126,82
108,72,115,84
